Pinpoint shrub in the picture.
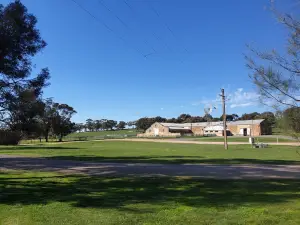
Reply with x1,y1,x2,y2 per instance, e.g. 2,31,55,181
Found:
0,130,22,145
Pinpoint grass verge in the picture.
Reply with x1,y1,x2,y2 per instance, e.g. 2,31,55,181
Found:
1,141,300,165
0,170,300,225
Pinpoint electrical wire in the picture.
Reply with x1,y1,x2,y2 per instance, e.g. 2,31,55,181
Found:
122,0,175,55
97,0,156,57
70,0,146,57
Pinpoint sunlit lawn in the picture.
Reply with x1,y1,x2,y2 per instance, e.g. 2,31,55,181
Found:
1,141,300,165
193,136,298,143
1,142,300,224
0,170,300,225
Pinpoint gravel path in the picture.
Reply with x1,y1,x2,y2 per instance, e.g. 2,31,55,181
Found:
1,155,300,179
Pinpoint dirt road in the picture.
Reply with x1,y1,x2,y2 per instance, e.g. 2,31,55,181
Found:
1,154,300,179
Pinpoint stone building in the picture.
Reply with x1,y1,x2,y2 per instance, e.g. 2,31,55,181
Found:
137,119,269,137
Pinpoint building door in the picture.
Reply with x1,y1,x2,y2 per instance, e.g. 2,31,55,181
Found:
243,128,247,136
154,128,159,136
247,128,251,136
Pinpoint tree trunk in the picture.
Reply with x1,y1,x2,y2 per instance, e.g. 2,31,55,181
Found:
45,130,49,142
59,135,63,142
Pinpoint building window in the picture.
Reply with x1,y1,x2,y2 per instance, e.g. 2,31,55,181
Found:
148,129,151,133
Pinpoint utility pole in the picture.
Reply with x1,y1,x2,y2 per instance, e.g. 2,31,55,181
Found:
220,88,228,150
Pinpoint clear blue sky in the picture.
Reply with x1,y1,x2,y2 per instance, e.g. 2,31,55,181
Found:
2,0,294,122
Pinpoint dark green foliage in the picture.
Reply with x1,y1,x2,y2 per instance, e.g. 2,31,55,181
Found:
0,130,21,145
105,120,117,130
176,114,191,123
203,114,213,122
117,121,126,130
135,117,167,131
136,117,155,131
283,107,300,133
220,114,239,121
239,112,260,120
85,119,94,131
246,2,300,107
51,103,76,142
184,116,206,123
0,1,50,138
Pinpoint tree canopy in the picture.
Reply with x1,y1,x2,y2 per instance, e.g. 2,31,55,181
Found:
0,1,76,143
246,2,300,108
0,1,50,136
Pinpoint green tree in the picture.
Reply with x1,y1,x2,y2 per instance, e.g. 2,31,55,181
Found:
219,114,239,121
39,98,57,142
85,119,94,131
106,120,117,130
51,103,76,142
0,1,50,132
5,91,45,137
74,123,84,133
239,112,260,120
136,117,154,131
258,111,276,126
283,107,300,133
117,121,126,130
94,120,102,131
246,2,299,107
176,114,191,123
203,114,213,122
127,121,136,128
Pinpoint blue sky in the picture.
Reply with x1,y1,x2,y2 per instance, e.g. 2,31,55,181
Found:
2,0,294,122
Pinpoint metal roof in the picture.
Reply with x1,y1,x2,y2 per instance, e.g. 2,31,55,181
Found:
160,119,264,128
204,125,225,131
169,127,191,130
228,119,264,125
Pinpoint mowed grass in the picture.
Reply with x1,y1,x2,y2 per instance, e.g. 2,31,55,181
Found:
193,136,298,143
1,141,300,165
20,129,139,144
0,170,300,225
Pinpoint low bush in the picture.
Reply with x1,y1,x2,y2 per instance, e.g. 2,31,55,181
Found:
0,130,22,145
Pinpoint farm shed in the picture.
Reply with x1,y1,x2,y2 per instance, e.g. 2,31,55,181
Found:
137,119,270,137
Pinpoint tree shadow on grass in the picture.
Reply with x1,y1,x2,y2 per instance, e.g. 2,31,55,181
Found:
0,173,300,212
49,155,300,165
0,146,81,151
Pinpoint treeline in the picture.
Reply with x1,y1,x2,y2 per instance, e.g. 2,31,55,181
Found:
74,119,136,132
277,107,300,134
135,112,276,131
74,111,277,133
0,1,76,144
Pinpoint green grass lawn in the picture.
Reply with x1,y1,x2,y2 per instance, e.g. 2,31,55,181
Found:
20,129,139,144
0,170,300,225
192,136,298,143
1,141,300,165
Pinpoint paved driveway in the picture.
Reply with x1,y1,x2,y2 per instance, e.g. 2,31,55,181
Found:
1,155,300,179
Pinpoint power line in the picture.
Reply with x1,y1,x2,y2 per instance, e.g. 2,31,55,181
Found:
122,0,175,55
148,2,189,54
97,0,156,57
70,0,147,57
97,0,130,30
